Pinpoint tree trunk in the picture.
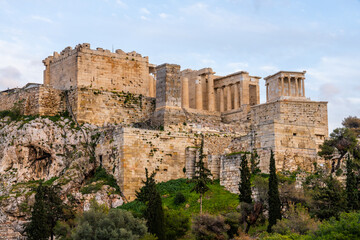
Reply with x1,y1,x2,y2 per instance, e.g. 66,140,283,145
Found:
245,221,251,233
200,194,203,214
331,159,335,173
335,153,346,171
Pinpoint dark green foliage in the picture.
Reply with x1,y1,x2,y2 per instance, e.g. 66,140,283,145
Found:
72,201,147,240
310,211,360,240
250,150,261,175
191,136,213,213
310,175,346,220
192,214,230,240
25,183,64,240
173,192,186,205
267,150,281,233
81,166,121,194
164,208,190,239
318,127,357,172
239,154,252,204
224,212,242,239
136,169,165,240
346,155,359,210
342,116,360,137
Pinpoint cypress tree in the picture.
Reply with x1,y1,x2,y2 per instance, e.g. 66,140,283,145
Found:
191,135,213,213
239,154,252,204
136,169,165,240
346,155,359,210
267,150,281,233
25,182,64,240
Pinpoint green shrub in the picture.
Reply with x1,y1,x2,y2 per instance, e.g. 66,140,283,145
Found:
72,202,147,240
192,214,230,240
272,204,319,235
173,192,186,205
224,212,242,239
164,208,190,239
80,167,121,194
310,211,360,240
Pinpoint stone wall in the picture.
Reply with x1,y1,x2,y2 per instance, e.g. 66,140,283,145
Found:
220,154,241,193
44,43,155,97
0,85,41,116
75,88,155,126
251,100,328,172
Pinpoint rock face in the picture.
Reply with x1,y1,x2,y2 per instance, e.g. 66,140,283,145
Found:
0,116,123,239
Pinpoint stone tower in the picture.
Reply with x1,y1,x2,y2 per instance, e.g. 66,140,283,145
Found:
152,63,185,127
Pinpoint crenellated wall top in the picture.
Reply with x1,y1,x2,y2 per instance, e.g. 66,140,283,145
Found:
42,43,149,66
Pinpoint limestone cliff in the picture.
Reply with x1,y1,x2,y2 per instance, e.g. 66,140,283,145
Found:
0,116,123,239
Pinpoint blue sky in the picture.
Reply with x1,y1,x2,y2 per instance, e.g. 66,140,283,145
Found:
0,0,360,132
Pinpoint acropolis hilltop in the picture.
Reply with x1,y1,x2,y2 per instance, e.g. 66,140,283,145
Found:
0,43,328,197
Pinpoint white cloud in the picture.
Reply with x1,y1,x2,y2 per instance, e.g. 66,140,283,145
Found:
227,62,249,72
260,65,279,74
115,0,127,8
159,13,169,19
140,16,149,21
31,15,53,23
140,8,150,15
0,66,22,89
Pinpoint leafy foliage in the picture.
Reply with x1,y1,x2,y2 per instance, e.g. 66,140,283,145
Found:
190,136,213,213
173,192,186,205
346,155,359,210
192,213,230,240
164,208,190,239
25,182,65,240
72,201,147,240
318,127,357,172
239,154,252,204
272,204,319,235
80,166,121,194
267,150,281,232
136,169,165,240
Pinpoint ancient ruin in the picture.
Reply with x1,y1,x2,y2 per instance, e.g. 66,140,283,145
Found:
0,43,328,198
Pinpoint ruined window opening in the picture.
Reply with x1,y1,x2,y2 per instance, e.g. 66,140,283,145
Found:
293,133,297,136
99,155,103,167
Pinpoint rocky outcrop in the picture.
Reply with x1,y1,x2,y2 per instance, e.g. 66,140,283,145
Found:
0,116,123,238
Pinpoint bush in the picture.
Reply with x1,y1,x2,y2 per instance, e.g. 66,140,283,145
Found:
224,212,242,239
72,201,147,240
272,204,318,235
164,208,190,239
192,214,230,240
173,192,186,205
310,211,360,240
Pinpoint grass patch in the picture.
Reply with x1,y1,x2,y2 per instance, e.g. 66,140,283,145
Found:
80,166,121,194
120,178,239,217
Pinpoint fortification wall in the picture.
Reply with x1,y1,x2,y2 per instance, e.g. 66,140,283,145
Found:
75,88,155,126
44,44,154,97
220,154,242,193
250,100,328,172
39,86,65,116
0,85,41,115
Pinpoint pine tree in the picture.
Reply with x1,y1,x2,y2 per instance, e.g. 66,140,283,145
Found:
346,154,359,210
267,150,281,233
136,169,165,240
25,182,64,240
239,154,252,204
191,135,213,213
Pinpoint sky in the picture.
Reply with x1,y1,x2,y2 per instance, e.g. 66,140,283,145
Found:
0,0,360,132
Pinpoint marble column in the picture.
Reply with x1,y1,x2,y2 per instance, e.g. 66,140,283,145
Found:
302,78,305,97
226,85,232,111
195,76,203,110
266,83,269,102
233,83,239,109
207,75,215,111
295,77,299,97
288,77,291,96
219,87,224,112
149,75,154,97
182,77,189,108
281,77,284,96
